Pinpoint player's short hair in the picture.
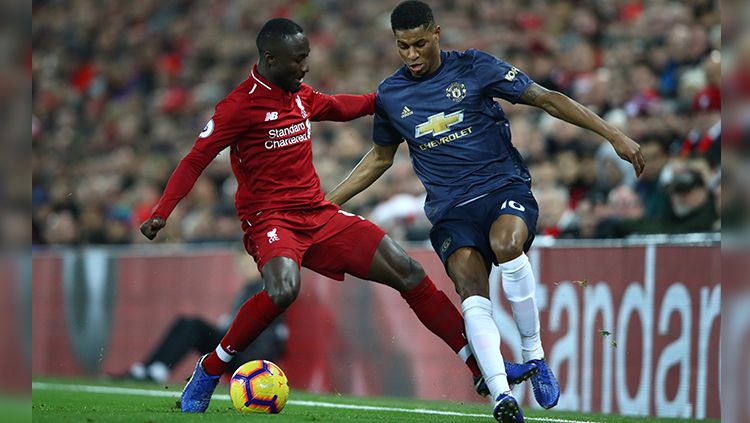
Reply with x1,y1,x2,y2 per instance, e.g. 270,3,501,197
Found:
390,0,435,32
256,18,304,53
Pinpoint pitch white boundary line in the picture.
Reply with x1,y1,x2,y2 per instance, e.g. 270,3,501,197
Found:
32,382,600,423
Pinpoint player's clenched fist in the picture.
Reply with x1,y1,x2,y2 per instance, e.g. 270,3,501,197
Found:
140,217,166,240
610,133,646,177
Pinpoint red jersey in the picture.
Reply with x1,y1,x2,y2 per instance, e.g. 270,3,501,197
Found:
152,65,375,222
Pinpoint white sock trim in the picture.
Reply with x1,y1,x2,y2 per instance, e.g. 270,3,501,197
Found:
458,345,472,362
499,252,528,272
461,295,492,310
215,345,233,362
522,344,545,362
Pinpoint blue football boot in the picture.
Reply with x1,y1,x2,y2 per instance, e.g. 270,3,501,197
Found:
493,392,524,423
527,358,560,409
505,360,539,386
180,354,220,413
474,360,538,397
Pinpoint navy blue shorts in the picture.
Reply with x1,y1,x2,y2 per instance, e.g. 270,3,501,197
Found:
429,183,539,272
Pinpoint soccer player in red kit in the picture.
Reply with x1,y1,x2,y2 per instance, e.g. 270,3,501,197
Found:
140,18,535,413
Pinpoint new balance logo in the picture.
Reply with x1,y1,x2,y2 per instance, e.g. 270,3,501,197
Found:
265,112,279,121
401,106,413,118
267,228,280,243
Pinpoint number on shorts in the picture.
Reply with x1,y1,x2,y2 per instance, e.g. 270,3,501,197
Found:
501,199,525,212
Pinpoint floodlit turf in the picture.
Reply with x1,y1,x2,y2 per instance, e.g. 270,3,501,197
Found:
32,377,716,423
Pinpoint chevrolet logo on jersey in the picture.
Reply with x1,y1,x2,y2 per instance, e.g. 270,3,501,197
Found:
415,110,464,138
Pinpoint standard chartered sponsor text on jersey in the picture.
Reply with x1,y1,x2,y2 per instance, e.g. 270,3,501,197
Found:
268,120,308,138
265,133,310,149
265,120,311,149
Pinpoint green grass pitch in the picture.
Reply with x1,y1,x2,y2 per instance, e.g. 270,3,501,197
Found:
32,377,716,423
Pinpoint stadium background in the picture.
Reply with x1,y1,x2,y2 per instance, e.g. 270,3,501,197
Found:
30,0,724,420
32,0,721,244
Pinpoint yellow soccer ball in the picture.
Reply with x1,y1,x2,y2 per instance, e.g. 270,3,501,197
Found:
229,360,289,414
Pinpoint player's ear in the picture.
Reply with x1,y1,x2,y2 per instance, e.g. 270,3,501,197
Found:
433,25,441,42
263,50,275,66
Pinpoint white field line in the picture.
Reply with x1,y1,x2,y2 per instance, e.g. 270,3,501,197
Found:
32,382,601,423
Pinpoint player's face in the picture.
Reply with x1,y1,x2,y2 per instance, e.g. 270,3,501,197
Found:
394,24,441,78
267,33,310,92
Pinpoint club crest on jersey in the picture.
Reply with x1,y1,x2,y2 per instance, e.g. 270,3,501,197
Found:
295,95,308,118
445,81,467,103
401,106,413,118
267,228,280,244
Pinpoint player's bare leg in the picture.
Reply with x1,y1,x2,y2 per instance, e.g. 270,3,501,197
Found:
181,257,297,413
445,247,522,422
490,215,559,409
364,235,485,379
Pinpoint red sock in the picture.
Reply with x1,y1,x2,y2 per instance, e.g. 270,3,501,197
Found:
401,276,481,378
202,290,285,376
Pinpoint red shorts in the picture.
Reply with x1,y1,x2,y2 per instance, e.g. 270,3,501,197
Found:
242,204,386,281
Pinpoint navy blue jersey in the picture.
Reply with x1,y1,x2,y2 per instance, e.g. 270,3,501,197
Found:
374,49,533,223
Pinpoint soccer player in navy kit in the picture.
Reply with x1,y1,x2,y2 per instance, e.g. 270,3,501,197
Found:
140,18,535,414
327,2,645,422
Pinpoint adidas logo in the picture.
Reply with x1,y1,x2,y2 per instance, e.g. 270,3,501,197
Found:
401,106,413,118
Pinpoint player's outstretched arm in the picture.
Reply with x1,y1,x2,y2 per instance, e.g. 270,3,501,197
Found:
310,91,376,122
140,101,248,241
326,143,398,205
139,145,226,241
518,83,646,176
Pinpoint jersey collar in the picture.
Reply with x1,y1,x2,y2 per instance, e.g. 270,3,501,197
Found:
249,65,290,99
401,50,448,82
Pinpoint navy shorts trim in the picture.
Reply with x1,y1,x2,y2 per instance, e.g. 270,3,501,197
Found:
429,184,538,270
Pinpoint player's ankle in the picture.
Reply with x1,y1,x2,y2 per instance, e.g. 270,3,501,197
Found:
201,353,226,376
521,345,544,363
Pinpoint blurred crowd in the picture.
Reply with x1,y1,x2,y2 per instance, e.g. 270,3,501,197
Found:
32,0,723,246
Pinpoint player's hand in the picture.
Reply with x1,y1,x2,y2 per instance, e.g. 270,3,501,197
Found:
140,217,166,240
610,133,645,177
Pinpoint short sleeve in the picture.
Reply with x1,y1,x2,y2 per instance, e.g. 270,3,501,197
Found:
471,49,534,104
372,93,403,146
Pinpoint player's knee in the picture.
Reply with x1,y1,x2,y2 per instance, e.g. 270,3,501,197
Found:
491,231,524,263
380,241,425,291
401,258,426,291
267,277,300,309
269,285,299,308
